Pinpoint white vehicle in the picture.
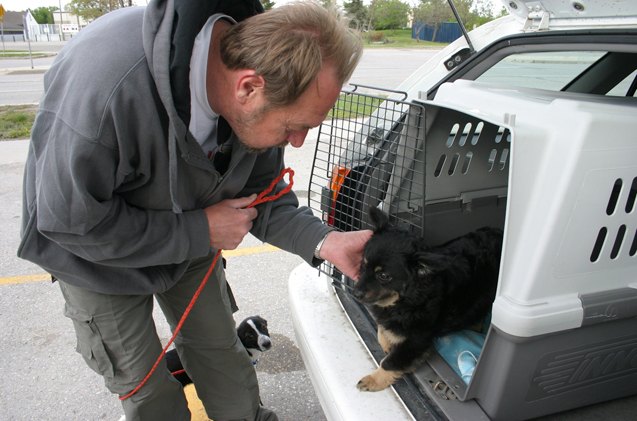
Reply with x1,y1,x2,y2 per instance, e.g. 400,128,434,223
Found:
289,1,637,420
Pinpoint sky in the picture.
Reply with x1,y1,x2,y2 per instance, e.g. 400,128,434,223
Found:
1,1,70,12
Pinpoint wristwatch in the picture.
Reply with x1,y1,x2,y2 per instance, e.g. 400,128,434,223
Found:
313,231,331,260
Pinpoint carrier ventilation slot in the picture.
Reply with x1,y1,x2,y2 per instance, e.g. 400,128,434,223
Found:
590,176,637,262
627,177,637,213
437,125,509,177
606,179,623,215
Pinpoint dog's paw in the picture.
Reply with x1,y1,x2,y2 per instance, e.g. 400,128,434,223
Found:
356,368,400,392
357,374,386,392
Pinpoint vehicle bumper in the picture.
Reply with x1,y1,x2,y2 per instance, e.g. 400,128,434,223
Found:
288,263,414,421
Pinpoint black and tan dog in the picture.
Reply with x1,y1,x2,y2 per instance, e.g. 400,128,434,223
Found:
165,315,272,386
354,207,502,391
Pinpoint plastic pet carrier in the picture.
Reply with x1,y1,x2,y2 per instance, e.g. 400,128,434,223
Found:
308,81,637,420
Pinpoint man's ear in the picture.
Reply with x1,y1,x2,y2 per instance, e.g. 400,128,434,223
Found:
235,70,265,104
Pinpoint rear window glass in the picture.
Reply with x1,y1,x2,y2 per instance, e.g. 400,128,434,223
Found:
475,51,604,91
608,68,637,97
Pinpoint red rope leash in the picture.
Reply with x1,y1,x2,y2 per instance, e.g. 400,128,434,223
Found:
120,167,294,401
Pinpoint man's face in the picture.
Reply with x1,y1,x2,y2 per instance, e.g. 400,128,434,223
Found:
232,64,342,153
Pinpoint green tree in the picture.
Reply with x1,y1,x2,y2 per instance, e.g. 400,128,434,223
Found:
261,0,275,10
413,0,497,41
31,7,56,24
451,0,480,28
467,0,500,27
319,0,338,9
369,0,410,30
343,0,369,30
67,0,133,22
413,0,453,40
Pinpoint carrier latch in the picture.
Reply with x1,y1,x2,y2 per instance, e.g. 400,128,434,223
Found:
430,379,458,400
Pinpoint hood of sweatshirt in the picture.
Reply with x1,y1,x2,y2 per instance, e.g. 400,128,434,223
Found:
141,0,264,212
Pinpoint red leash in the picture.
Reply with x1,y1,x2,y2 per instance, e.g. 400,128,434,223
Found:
120,168,294,401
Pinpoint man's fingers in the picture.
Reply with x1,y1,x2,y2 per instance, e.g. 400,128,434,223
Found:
227,194,258,209
242,207,258,221
203,194,260,250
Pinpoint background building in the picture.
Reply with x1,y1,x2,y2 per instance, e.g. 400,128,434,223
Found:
0,8,88,42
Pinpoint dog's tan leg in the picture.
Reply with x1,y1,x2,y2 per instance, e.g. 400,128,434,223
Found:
377,326,404,355
377,326,391,354
357,367,403,392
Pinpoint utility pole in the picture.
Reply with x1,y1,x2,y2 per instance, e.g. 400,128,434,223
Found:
23,10,34,69
58,0,65,41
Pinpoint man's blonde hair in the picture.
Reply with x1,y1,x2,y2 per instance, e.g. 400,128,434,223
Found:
220,1,362,107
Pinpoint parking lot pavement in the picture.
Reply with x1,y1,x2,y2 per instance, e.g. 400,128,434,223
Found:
0,136,326,421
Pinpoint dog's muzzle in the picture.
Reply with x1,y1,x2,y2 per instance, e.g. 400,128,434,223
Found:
258,333,272,351
353,287,399,307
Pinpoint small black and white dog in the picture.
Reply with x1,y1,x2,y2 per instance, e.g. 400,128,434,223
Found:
165,315,272,387
354,207,502,391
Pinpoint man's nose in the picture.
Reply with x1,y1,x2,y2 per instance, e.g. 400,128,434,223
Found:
287,129,308,148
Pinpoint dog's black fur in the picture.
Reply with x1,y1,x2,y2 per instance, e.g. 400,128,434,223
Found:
165,315,271,387
354,207,502,391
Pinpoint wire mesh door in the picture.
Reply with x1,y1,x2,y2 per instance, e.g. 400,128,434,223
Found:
308,86,426,282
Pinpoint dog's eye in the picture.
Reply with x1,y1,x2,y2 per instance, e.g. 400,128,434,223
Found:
376,272,392,284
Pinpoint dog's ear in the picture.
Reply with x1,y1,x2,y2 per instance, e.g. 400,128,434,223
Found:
415,252,448,276
368,207,390,232
417,263,432,278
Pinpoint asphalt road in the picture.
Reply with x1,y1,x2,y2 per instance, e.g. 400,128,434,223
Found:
0,41,438,420
0,41,437,105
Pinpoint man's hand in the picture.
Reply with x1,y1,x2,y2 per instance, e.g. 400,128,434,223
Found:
319,230,373,281
204,194,258,250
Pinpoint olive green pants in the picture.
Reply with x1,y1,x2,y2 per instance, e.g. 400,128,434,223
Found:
59,253,277,421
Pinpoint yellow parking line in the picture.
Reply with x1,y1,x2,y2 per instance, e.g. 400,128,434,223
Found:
0,273,52,285
0,244,281,286
222,243,280,257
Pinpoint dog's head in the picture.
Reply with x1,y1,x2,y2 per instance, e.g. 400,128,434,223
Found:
354,207,437,307
237,315,272,352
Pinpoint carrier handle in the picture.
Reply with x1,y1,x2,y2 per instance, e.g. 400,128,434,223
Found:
345,83,408,101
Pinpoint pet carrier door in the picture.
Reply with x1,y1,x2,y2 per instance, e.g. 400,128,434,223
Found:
309,86,510,248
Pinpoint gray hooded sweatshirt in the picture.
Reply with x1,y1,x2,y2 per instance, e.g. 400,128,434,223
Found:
18,0,330,295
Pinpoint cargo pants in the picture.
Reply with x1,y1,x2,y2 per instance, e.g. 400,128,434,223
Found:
58,253,278,421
